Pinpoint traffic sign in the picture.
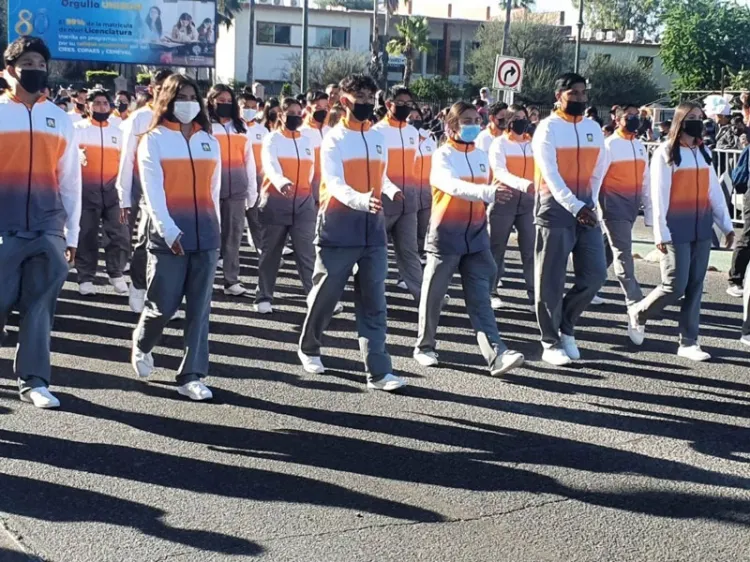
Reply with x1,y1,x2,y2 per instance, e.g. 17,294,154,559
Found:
492,55,525,93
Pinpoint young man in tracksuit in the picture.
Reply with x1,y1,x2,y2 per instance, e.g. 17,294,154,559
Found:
299,90,331,205
116,69,173,313
0,37,82,409
475,101,508,154
372,86,424,302
598,104,651,312
532,73,608,366
298,75,406,392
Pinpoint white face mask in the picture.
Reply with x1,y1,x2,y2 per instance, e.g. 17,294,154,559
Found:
173,101,200,124
242,108,257,122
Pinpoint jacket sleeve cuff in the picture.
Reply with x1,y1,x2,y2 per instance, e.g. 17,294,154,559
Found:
164,226,183,248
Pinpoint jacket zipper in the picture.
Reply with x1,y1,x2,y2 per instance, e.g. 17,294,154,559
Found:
292,133,301,226
630,139,639,203
691,148,699,241
399,124,406,212
517,142,528,215
573,120,580,199
185,134,201,251
99,124,105,195
463,144,474,254
25,105,33,231
226,124,232,198
361,125,370,246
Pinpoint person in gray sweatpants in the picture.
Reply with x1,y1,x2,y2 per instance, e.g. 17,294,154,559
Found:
602,220,643,306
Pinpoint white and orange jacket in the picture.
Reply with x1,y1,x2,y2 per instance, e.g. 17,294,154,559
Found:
75,118,122,210
488,133,534,217
117,105,154,208
211,120,257,206
300,116,331,204
599,129,652,224
372,117,420,215
318,118,396,247
259,127,315,225
475,122,504,154
0,94,82,248
415,130,438,211
427,138,495,255
532,110,607,227
246,121,268,203
650,142,732,245
137,121,221,253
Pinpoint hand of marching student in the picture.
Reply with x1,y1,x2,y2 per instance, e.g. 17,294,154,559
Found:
171,238,185,256
368,192,382,214
495,186,514,203
119,208,130,225
725,231,736,249
65,247,76,265
576,206,598,227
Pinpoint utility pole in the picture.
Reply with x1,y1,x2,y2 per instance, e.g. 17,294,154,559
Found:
301,0,309,92
574,0,584,73
246,0,255,85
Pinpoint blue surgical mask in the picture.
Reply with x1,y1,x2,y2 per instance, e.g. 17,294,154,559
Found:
459,124,481,143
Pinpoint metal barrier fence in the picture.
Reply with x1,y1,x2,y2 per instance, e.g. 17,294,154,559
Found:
643,142,745,226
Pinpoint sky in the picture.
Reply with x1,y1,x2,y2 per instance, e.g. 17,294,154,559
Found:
534,0,577,27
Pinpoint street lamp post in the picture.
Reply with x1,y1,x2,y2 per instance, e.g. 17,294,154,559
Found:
301,0,309,93
574,0,584,73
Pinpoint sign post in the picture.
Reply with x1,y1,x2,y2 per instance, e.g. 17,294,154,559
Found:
492,55,525,105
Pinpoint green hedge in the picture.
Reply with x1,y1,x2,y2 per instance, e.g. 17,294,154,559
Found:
85,70,119,88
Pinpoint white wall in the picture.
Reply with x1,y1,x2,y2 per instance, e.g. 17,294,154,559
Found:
581,42,674,93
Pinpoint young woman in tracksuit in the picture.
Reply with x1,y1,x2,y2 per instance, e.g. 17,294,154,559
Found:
629,103,734,362
244,99,268,255
414,101,525,376
487,104,535,309
208,84,258,298
132,74,221,401
408,106,437,262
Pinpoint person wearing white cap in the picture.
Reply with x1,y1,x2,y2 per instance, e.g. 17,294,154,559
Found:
704,94,734,149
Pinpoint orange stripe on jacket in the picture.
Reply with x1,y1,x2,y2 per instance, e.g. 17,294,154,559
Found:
161,159,218,212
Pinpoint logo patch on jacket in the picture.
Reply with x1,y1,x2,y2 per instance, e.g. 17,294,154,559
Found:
202,143,211,152
376,145,383,154
586,133,593,142
306,148,311,155
46,118,56,128
410,138,415,145
480,164,487,173
256,134,262,140
112,137,118,144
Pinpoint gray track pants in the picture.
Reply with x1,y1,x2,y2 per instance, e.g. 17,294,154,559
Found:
386,211,423,301
417,208,430,258
0,233,68,392
416,250,508,369
300,245,393,381
220,198,246,288
535,224,607,348
134,250,218,384
255,219,315,304
77,205,130,284
602,219,643,306
636,240,711,347
246,207,265,253
489,211,535,294
130,203,149,291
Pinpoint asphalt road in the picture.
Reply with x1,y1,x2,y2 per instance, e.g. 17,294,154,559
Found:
1,231,750,562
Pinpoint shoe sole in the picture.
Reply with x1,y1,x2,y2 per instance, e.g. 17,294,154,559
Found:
367,382,407,392
19,394,60,409
491,354,525,376
224,291,252,297
256,307,273,314
177,388,213,401
677,353,711,362
542,355,572,367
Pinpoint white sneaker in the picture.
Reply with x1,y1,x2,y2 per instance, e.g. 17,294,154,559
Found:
333,301,345,315
79,282,97,296
217,258,224,270
131,345,155,378
282,246,294,256
727,285,744,298
20,387,60,409
367,373,407,392
740,334,750,347
542,347,572,366
224,283,251,297
178,381,213,401
129,287,146,313
443,295,450,305
123,262,131,273
109,277,129,295
491,296,503,310
413,350,439,367
677,345,711,362
627,306,645,346
590,294,605,306
560,334,581,361
298,349,325,374
397,280,408,290
256,301,273,314
491,349,525,376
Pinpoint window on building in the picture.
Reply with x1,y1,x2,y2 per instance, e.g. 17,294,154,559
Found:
426,38,445,75
257,22,291,46
449,40,461,76
310,26,349,48
638,56,654,70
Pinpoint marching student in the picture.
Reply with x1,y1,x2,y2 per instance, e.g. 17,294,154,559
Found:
487,104,535,308
533,73,608,366
408,106,437,262
414,101,525,375
628,103,734,361
299,90,330,204
298,74,406,392
110,90,133,127
244,94,268,254
0,37,81,409
132,74,221,401
598,104,651,316
326,83,340,106
238,91,260,121
67,87,87,123
373,86,423,301
475,101,508,153
116,68,173,313
74,89,130,297
208,84,258,297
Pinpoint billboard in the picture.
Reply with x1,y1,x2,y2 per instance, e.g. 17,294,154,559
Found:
7,0,218,67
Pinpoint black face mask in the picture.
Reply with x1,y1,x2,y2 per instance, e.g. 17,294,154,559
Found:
624,115,640,133
510,119,528,135
409,120,423,131
495,119,507,129
16,68,47,95
313,109,328,124
92,111,110,123
392,104,411,122
117,102,129,114
216,103,233,119
564,101,586,117
267,112,278,123
352,102,375,122
683,119,704,139
285,115,303,131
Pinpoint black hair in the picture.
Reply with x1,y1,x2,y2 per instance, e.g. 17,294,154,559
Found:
306,90,328,104
3,36,51,66
602,123,616,134
86,88,112,103
238,92,257,103
659,120,671,129
54,96,70,107
488,101,508,117
554,72,586,93
585,106,599,117
116,90,133,102
615,104,639,119
262,97,281,130
409,105,423,118
386,85,412,101
326,83,339,92
151,68,173,86
145,6,163,36
666,102,711,167
207,83,246,134
339,74,378,95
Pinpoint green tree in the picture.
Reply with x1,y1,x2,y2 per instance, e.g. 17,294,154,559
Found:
386,16,432,87
571,0,661,39
217,0,244,27
285,50,369,91
410,76,461,105
661,0,750,91
585,55,661,106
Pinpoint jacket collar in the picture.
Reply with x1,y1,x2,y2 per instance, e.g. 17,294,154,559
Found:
305,115,325,129
162,120,202,136
384,116,406,129
87,118,109,128
616,128,636,140
554,109,583,124
488,123,503,137
281,127,301,139
342,117,371,132
447,137,475,152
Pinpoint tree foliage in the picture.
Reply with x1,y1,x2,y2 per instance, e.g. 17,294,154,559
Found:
217,0,244,27
571,0,661,38
285,50,369,91
661,0,750,91
585,55,661,107
386,16,432,87
409,76,461,105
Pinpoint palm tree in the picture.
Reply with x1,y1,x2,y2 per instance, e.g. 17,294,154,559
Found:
386,16,432,87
